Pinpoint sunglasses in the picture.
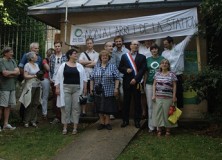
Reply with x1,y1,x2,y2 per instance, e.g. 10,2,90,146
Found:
57,58,60,64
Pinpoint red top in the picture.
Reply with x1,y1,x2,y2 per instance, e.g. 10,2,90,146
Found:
42,58,49,79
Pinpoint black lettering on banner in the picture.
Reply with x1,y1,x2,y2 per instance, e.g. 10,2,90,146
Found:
139,24,145,34
133,24,137,34
143,23,150,34
157,22,163,32
102,28,109,38
75,13,197,43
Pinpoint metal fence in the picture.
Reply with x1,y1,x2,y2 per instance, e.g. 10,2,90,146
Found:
0,17,60,62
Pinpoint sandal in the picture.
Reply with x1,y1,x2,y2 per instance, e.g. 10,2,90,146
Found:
157,130,162,137
165,129,171,136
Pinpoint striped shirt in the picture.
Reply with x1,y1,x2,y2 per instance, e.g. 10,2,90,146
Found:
154,71,177,98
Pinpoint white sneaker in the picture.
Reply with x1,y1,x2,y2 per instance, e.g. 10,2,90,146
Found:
31,122,38,128
110,115,115,120
62,129,67,135
72,129,77,135
3,124,16,130
50,118,60,124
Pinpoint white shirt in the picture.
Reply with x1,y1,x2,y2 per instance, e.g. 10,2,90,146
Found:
52,55,62,82
162,36,192,75
78,50,99,80
139,44,152,58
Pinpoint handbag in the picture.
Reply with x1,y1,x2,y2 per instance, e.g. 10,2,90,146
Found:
168,105,182,124
79,95,87,105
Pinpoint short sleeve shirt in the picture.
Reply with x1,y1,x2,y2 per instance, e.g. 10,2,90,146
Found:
154,71,177,98
0,58,18,91
78,50,99,80
24,63,40,87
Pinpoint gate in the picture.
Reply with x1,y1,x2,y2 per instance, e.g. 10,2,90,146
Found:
0,17,59,62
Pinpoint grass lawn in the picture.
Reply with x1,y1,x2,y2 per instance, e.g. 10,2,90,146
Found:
1,116,222,160
117,127,222,160
0,121,90,160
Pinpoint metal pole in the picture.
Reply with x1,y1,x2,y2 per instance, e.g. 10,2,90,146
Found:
64,0,69,45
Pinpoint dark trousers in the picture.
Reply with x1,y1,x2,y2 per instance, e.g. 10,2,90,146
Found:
122,85,142,123
176,75,184,108
20,103,25,122
51,82,61,121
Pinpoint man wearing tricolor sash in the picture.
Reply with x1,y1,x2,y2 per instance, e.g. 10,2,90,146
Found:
119,40,146,128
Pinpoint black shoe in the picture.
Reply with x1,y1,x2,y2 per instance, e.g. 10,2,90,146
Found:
105,124,112,130
121,121,129,128
135,122,141,128
97,124,105,130
81,113,86,117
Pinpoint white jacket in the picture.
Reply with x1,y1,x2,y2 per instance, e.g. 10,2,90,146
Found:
19,78,42,108
55,62,87,108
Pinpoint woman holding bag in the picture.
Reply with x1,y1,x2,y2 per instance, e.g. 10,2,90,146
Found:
55,49,87,135
152,59,177,136
90,50,120,130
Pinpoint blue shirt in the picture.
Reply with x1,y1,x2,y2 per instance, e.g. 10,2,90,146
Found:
90,62,120,97
18,53,42,69
112,46,129,67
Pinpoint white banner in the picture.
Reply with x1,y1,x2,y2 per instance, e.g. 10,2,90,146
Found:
70,8,198,45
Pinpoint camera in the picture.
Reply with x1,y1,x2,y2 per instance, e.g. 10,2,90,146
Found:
79,95,87,105
95,83,103,95
36,70,44,81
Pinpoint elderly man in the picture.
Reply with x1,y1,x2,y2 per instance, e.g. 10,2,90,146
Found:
119,40,146,128
18,42,42,122
0,47,20,131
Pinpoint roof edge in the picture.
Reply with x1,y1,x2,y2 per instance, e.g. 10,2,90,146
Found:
28,1,201,15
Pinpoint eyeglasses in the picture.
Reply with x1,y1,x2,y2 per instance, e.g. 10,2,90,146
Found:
131,43,139,46
57,58,60,64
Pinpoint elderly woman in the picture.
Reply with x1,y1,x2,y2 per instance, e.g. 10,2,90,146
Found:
19,52,42,128
152,59,177,136
55,49,87,135
90,50,120,130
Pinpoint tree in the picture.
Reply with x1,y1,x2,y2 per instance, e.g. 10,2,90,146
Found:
200,0,222,39
0,0,45,25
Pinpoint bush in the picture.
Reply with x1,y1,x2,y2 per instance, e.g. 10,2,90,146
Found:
184,66,222,114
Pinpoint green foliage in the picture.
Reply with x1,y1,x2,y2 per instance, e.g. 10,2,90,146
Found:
0,0,46,25
184,66,222,113
200,0,222,39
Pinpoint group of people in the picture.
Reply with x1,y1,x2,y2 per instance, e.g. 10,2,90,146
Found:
0,34,192,136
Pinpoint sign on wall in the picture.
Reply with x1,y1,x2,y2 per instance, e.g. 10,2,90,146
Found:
70,8,198,45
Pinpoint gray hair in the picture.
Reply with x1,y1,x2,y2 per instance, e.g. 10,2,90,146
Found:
26,52,36,61
29,42,39,50
1,46,13,55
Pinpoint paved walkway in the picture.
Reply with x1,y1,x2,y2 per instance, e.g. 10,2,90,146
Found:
53,119,144,160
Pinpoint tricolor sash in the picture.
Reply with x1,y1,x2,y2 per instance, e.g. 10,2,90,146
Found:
126,52,138,76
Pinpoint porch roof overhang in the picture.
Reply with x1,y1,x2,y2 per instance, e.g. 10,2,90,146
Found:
28,0,202,29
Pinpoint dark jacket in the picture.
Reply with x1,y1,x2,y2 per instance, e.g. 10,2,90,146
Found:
118,52,146,89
